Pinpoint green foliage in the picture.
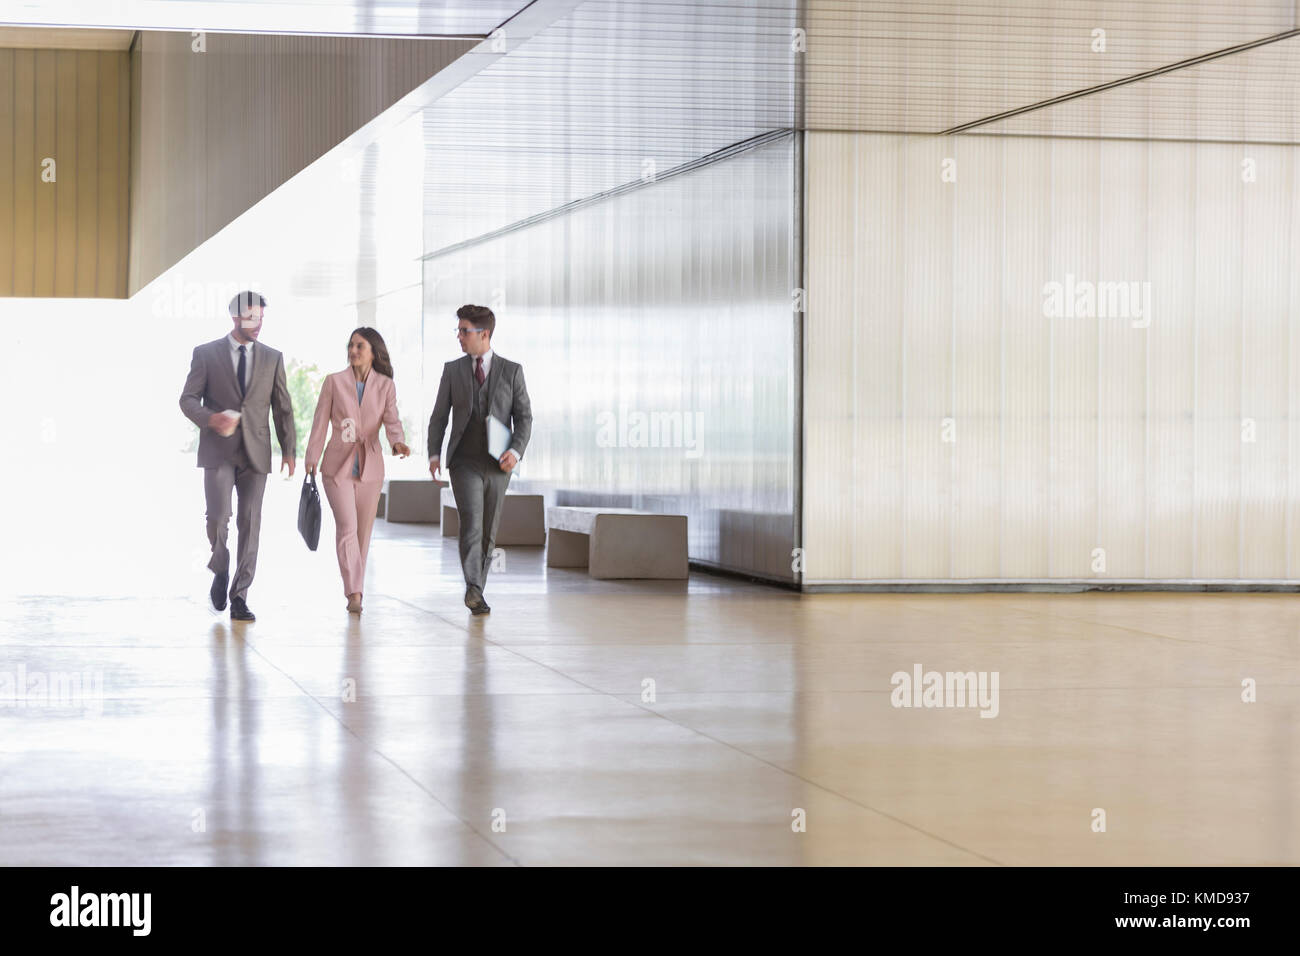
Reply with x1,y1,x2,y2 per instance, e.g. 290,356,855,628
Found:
178,357,325,457
381,414,421,455
275,359,325,458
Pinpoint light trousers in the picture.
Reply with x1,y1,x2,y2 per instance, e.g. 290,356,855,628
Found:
203,443,267,602
322,474,384,596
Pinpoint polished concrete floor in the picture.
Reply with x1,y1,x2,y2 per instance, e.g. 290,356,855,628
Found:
2,479,1298,864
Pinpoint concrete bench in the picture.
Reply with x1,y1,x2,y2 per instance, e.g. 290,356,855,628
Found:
384,479,445,524
441,487,545,546
546,507,688,579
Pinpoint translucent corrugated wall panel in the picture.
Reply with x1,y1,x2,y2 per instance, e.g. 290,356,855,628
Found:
422,138,797,581
805,131,1300,584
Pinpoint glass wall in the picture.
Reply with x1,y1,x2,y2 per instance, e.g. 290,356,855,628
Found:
421,135,797,582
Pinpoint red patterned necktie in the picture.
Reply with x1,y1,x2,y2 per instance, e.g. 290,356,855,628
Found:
475,357,485,386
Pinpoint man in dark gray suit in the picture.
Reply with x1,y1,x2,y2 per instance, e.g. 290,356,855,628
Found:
427,304,532,615
180,291,296,621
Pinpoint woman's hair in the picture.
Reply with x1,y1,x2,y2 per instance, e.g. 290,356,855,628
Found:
351,327,394,380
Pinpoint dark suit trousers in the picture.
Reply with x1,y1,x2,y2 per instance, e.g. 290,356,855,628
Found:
449,457,512,591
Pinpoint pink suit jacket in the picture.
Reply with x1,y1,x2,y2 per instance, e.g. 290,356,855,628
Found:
305,369,406,482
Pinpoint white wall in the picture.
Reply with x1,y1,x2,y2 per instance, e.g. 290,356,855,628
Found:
803,131,1300,584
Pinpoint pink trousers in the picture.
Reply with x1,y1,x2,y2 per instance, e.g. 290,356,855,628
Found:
322,475,383,596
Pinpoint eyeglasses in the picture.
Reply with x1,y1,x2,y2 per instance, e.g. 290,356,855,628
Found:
455,327,486,336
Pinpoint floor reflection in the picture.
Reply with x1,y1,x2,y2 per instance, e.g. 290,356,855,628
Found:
0,519,1295,865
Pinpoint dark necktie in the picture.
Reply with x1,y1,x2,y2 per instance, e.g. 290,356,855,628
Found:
237,345,247,398
475,356,485,386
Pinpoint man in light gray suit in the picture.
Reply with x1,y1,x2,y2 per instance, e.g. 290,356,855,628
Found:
180,291,296,621
427,304,532,615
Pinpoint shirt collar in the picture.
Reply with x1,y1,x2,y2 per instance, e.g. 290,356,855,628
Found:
229,332,254,352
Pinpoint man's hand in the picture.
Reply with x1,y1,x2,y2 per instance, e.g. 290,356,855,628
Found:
208,411,238,432
392,442,411,458
498,450,518,472
281,457,296,478
429,457,442,480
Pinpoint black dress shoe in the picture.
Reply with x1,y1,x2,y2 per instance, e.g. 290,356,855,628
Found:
464,585,483,609
230,597,256,622
210,571,228,612
470,598,491,616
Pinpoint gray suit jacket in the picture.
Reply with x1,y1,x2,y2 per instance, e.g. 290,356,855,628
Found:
179,336,296,473
427,353,532,465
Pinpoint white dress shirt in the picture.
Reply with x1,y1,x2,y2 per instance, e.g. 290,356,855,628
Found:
228,332,255,390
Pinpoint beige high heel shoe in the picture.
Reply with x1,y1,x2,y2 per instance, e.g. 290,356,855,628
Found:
346,593,362,614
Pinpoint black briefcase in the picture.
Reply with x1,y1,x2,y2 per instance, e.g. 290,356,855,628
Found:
298,473,322,551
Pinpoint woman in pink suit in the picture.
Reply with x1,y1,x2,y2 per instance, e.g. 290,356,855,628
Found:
305,328,411,613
